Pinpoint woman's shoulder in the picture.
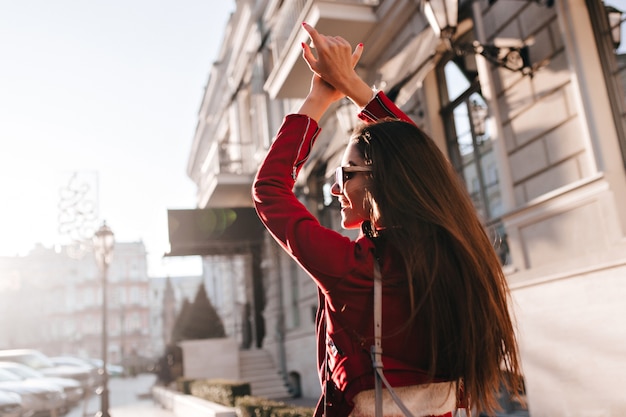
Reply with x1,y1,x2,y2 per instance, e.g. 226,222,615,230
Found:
302,232,376,288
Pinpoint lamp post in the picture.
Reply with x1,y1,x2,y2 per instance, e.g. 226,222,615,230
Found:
422,0,535,76
606,5,623,50
93,222,114,417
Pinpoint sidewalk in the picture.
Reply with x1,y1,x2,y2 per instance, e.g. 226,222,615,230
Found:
76,373,317,417
67,373,175,417
110,401,175,417
108,374,175,417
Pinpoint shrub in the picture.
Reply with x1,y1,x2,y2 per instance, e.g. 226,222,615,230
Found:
190,379,251,407
270,406,314,417
235,395,288,417
176,377,195,394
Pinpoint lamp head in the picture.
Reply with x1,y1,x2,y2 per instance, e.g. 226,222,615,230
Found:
606,5,623,49
93,222,115,264
423,0,458,41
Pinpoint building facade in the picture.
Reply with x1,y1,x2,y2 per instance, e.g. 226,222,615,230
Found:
0,241,154,365
186,0,626,415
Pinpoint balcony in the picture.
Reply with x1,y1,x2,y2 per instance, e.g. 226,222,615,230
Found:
265,0,379,99
197,139,256,208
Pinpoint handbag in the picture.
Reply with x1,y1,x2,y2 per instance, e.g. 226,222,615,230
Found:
371,260,471,417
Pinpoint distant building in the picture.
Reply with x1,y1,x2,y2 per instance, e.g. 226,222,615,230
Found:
0,241,153,364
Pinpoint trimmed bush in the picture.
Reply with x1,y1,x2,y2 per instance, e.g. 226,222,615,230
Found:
270,406,314,417
190,379,251,407
176,377,196,394
235,395,288,417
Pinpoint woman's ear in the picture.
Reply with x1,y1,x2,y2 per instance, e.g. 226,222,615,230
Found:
364,190,382,228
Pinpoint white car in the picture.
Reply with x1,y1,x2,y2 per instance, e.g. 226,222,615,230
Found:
0,361,84,407
0,349,94,391
0,369,65,417
84,358,125,377
48,356,102,386
0,389,22,417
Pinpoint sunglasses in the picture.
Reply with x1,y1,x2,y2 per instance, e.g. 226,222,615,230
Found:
334,165,373,193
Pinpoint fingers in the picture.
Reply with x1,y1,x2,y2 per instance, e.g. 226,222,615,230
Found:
301,22,364,92
352,43,363,68
303,22,351,50
302,22,321,47
301,42,318,73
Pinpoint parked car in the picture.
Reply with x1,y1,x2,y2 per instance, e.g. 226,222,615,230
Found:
0,389,22,417
49,356,102,388
0,349,94,391
84,359,124,377
0,368,65,417
48,356,102,387
0,361,84,407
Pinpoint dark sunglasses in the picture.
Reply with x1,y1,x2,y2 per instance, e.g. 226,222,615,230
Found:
334,166,373,193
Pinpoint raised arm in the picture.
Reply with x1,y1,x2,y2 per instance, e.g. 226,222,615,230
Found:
302,23,415,125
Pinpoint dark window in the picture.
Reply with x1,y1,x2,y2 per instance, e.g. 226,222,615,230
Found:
589,0,626,168
437,33,510,265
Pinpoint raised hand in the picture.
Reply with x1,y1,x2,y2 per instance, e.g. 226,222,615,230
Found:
301,23,362,95
301,23,374,108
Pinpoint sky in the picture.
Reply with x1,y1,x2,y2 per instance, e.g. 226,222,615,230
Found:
0,0,235,277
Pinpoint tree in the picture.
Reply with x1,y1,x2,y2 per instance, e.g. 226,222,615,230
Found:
170,298,192,344
180,283,226,340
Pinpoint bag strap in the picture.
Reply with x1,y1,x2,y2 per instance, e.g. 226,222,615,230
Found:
371,259,416,417
372,259,471,417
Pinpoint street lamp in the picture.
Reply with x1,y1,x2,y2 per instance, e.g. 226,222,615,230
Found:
606,5,623,50
422,0,536,76
93,222,114,417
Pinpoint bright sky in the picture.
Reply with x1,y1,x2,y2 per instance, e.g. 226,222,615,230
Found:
0,0,235,277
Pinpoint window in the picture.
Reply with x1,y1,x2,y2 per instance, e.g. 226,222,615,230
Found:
437,35,510,264
589,0,626,167
439,62,499,220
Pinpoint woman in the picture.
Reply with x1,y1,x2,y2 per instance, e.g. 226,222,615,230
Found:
253,23,522,417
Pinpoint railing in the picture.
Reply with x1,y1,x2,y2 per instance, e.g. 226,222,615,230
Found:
200,139,257,192
271,0,307,61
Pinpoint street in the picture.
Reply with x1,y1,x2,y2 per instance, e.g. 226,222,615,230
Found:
65,373,170,417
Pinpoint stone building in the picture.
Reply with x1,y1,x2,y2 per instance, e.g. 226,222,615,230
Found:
180,0,626,415
0,241,153,365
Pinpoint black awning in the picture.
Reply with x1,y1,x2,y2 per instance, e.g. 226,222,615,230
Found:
165,207,265,257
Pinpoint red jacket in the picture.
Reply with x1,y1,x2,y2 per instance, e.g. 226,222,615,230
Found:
253,92,452,417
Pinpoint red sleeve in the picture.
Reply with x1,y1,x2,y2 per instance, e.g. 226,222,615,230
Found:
252,114,375,293
357,91,415,125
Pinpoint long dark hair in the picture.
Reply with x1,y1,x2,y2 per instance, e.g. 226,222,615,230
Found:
353,119,523,414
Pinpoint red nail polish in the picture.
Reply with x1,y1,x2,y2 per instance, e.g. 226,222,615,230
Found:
358,43,363,47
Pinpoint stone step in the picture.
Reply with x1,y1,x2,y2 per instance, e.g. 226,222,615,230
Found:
239,361,276,371
238,349,291,400
243,369,283,378
242,373,286,383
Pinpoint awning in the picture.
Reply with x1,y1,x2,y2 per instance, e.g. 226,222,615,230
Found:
165,207,265,257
